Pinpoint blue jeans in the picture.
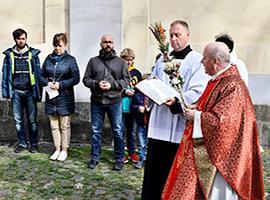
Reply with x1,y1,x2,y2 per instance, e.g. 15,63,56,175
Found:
90,100,124,162
122,113,137,155
137,126,148,161
12,90,38,147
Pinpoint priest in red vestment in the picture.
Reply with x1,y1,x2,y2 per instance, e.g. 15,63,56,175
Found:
162,42,265,200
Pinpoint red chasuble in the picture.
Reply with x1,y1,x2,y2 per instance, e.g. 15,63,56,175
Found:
162,66,265,200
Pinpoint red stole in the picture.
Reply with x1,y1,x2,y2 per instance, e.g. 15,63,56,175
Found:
162,79,218,200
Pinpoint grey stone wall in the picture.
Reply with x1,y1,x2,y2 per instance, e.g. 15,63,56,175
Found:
0,101,113,145
254,105,270,148
0,101,269,148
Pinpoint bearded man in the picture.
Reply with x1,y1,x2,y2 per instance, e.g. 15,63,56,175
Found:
83,34,129,171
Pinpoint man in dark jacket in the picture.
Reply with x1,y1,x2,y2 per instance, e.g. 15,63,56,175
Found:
1,28,42,153
83,34,129,171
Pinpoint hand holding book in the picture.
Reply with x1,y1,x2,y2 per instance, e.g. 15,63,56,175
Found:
135,78,186,107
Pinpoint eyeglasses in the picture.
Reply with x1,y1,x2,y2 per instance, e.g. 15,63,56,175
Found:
53,44,63,47
102,41,113,44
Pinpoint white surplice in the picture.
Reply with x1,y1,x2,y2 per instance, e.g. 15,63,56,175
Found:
230,51,248,86
148,51,209,143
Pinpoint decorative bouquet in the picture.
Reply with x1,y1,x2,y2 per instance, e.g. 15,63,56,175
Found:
149,22,186,106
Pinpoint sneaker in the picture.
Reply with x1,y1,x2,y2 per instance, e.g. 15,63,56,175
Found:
123,156,129,164
88,159,99,169
29,146,39,153
129,153,140,163
134,160,145,169
14,145,27,153
57,151,68,161
50,150,60,160
113,161,123,171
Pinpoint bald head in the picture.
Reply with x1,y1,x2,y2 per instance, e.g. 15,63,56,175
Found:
201,42,231,75
100,34,114,52
205,42,230,64
101,34,113,43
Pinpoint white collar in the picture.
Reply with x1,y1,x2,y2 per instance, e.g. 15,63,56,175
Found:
212,64,231,80
230,51,238,64
13,45,29,54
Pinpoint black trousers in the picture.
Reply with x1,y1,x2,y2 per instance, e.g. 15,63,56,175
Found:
141,138,179,200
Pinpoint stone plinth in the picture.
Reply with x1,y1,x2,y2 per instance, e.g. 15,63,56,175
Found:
0,101,269,148
0,101,113,145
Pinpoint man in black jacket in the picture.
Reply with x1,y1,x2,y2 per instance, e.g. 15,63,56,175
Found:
83,34,129,171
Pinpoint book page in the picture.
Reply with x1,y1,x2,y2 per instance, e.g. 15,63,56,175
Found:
44,86,59,99
135,79,180,105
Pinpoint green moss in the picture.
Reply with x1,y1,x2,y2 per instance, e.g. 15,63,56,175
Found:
0,145,268,199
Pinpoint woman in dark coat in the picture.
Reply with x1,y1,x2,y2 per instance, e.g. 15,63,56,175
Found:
40,33,80,161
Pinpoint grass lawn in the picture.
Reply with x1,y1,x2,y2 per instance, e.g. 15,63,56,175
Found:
0,143,269,199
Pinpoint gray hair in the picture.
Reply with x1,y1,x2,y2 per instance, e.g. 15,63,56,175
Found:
210,47,230,64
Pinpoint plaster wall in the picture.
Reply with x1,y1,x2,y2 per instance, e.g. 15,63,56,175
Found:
0,1,269,104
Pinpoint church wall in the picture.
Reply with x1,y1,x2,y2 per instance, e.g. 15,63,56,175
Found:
122,0,270,105
69,0,123,102
0,0,269,145
0,0,68,69
0,0,270,104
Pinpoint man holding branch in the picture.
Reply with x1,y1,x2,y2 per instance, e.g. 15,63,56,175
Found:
141,20,209,199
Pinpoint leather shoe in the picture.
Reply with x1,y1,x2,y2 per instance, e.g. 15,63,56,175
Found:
88,159,99,169
29,146,39,153
113,161,123,171
14,145,27,153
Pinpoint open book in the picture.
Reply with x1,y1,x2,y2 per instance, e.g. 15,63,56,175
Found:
135,79,181,105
